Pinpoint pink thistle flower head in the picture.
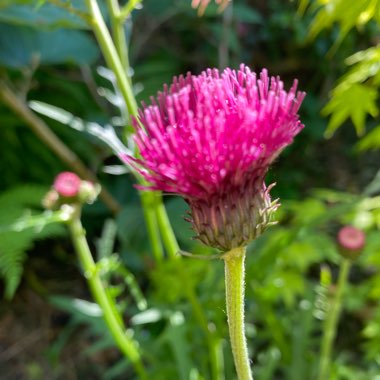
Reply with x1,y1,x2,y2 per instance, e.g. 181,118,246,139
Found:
130,65,305,250
337,226,365,260
53,172,81,197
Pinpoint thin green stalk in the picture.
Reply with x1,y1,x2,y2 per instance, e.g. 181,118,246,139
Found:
223,247,253,380
155,193,180,260
140,190,164,263
106,0,129,71
84,0,165,262
119,0,142,20
68,210,147,380
85,0,137,117
317,259,351,380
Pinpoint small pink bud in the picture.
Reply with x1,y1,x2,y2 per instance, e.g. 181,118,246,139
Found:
53,172,81,197
337,226,365,260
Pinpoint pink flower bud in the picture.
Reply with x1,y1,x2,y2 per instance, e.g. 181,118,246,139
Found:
53,172,81,197
337,226,365,260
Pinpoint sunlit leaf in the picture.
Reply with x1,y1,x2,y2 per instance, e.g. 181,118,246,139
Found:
323,83,379,137
357,125,380,151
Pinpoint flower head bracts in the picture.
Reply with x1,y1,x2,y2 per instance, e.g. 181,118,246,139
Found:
131,65,305,202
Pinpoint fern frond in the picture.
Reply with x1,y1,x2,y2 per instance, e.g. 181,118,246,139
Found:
0,184,66,299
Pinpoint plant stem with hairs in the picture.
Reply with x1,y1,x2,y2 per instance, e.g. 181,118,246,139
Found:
223,247,253,380
67,207,147,380
106,0,130,70
84,0,166,261
317,258,351,380
85,0,137,118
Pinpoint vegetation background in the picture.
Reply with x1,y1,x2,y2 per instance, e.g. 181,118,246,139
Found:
0,0,379,379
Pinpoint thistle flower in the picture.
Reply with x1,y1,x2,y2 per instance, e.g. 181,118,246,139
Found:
130,65,305,250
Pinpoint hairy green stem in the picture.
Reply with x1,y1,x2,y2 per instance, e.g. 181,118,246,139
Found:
68,211,147,380
317,259,351,380
223,247,253,380
140,191,164,262
85,0,137,117
154,193,180,260
106,0,129,72
84,0,165,261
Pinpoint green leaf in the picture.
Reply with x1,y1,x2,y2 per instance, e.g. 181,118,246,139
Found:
233,4,263,24
323,83,379,137
357,125,380,151
344,46,380,85
0,185,65,299
0,23,99,68
0,0,89,30
363,170,380,196
162,312,192,380
308,0,380,41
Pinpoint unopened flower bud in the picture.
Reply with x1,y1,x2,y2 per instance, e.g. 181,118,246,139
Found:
337,226,365,260
44,172,100,210
54,172,81,198
78,181,101,204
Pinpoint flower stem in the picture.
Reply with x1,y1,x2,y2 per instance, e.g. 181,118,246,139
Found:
67,210,147,380
140,190,164,263
85,0,137,118
154,193,179,260
84,0,166,262
317,258,351,380
105,0,130,74
223,246,253,380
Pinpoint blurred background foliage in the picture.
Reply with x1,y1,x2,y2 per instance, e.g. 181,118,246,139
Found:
0,0,379,379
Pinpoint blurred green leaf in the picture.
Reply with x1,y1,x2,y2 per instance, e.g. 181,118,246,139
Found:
357,125,380,151
0,23,99,68
233,4,263,24
323,83,379,137
363,170,380,196
308,0,380,42
0,0,90,30
344,46,380,85
162,312,192,380
0,185,65,299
